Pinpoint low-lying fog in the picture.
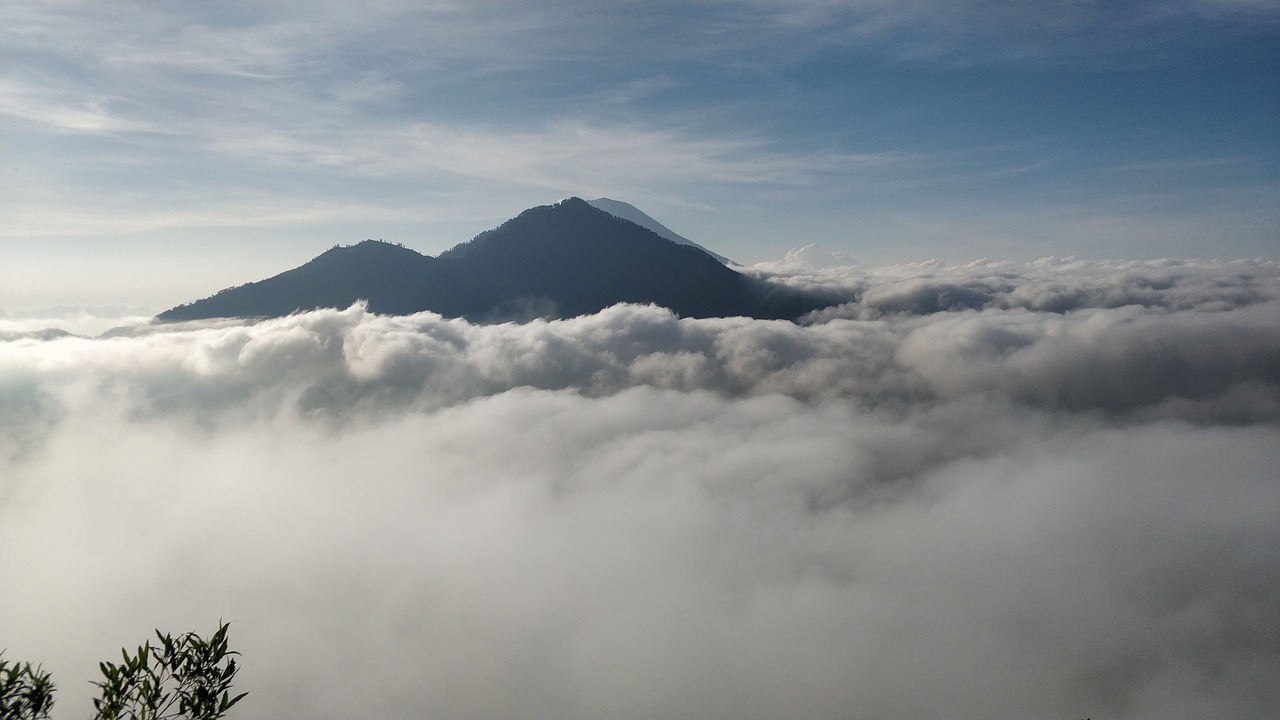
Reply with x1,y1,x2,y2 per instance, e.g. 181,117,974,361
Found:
3,258,1278,719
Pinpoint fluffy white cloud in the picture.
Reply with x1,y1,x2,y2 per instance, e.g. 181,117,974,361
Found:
2,260,1278,719
753,256,1280,315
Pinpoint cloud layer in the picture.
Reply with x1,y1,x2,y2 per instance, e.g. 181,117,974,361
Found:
2,260,1278,719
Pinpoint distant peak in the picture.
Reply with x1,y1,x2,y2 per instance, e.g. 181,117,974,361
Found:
334,239,420,253
585,198,732,265
357,238,409,248
507,197,594,222
550,197,601,215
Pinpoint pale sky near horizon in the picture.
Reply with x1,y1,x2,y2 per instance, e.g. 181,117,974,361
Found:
2,0,1277,313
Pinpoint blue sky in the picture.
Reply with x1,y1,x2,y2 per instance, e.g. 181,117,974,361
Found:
2,0,1277,311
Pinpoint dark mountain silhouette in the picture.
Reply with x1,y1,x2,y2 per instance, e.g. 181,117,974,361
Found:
158,198,829,323
159,240,480,320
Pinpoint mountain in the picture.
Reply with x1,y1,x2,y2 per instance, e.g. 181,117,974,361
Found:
158,198,828,323
586,198,733,265
159,240,481,320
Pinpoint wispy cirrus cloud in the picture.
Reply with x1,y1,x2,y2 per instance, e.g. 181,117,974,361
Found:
3,0,926,227
1,0,1276,313
736,0,1280,64
214,119,918,191
0,193,426,239
0,78,168,135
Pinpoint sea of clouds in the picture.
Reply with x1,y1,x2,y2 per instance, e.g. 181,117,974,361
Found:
3,258,1279,720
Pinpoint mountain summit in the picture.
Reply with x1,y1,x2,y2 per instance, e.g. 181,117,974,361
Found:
158,198,827,323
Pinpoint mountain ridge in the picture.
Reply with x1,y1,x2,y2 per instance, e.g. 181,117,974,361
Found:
158,198,828,323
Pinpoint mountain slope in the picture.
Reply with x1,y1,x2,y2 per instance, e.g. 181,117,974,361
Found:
586,197,733,265
158,241,460,321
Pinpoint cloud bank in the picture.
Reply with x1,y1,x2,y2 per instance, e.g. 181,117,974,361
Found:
2,260,1278,719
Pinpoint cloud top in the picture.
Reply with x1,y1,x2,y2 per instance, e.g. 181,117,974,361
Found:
2,259,1278,719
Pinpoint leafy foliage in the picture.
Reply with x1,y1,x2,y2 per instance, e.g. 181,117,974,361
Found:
91,622,246,720
0,623,244,720
0,655,56,720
